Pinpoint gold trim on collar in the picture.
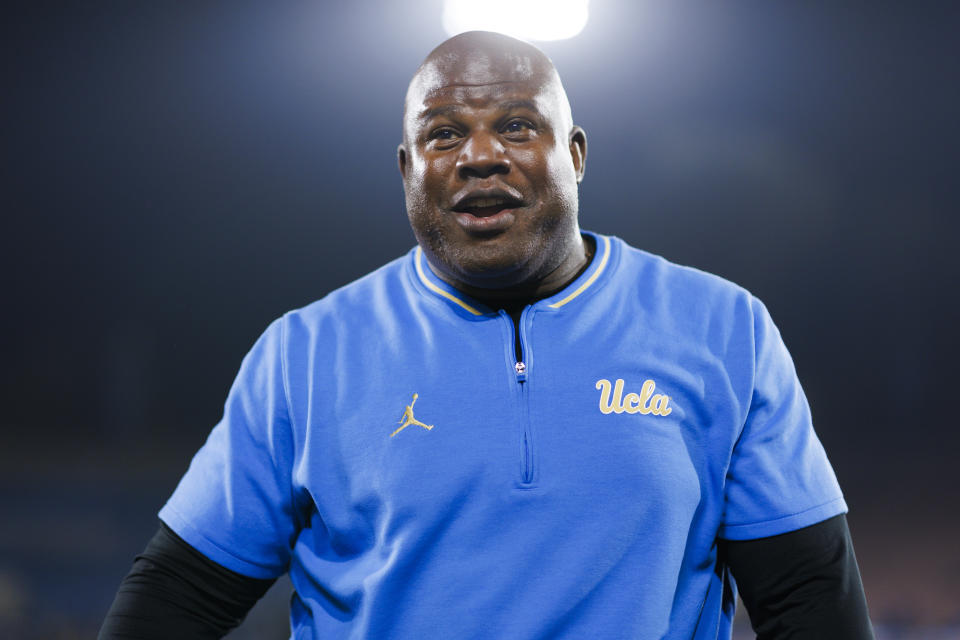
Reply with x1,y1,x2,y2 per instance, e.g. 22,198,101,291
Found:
548,235,611,309
415,247,484,316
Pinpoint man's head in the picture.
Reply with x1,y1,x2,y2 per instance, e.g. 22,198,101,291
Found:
398,31,587,298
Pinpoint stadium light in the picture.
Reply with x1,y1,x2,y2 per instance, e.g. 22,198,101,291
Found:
442,0,590,42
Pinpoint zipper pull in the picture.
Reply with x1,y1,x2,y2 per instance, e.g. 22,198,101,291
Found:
515,361,527,382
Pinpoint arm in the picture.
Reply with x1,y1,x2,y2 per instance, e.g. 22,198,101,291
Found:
720,514,874,639
98,521,276,640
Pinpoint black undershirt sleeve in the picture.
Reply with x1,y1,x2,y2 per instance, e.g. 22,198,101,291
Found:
720,514,874,639
98,521,277,640
102,516,873,638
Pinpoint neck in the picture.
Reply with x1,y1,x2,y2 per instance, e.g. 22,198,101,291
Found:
434,234,595,313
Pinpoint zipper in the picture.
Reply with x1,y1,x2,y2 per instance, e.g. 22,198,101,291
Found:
512,313,527,380
502,308,533,486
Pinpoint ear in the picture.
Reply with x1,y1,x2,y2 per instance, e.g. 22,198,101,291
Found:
568,126,587,183
397,144,408,178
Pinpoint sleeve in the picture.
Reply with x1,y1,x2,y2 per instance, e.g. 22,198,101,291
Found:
158,317,298,578
718,296,847,541
98,522,277,639
722,515,875,639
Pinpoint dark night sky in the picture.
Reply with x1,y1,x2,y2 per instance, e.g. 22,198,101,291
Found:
2,1,959,636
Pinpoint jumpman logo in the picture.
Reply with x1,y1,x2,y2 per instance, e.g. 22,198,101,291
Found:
390,393,434,437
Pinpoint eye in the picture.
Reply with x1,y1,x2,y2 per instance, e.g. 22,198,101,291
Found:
502,119,535,137
429,127,460,142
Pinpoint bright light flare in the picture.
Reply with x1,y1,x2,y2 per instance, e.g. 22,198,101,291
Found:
442,0,589,42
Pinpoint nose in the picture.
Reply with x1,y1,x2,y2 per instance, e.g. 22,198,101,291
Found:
456,130,510,180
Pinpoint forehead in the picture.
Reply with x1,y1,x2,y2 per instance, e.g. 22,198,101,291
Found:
416,81,553,119
405,53,565,128
416,48,543,88
405,48,563,110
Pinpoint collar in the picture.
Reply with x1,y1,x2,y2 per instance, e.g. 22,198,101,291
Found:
409,231,616,317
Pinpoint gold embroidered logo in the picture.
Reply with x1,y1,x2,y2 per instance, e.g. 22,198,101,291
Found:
390,393,435,437
595,379,673,416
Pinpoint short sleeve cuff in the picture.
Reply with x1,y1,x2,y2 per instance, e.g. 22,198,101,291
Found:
159,504,285,579
718,496,848,541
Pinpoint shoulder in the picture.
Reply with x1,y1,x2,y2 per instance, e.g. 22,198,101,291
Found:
589,235,770,365
237,251,417,403
234,251,415,367
280,251,414,337
611,236,756,317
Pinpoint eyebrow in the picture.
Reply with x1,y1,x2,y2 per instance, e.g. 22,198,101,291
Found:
417,99,542,122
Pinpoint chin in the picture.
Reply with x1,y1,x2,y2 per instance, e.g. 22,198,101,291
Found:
449,248,540,287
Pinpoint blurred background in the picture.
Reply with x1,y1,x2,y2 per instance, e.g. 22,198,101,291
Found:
2,1,958,638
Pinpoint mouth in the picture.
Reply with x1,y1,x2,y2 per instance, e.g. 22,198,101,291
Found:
450,194,524,218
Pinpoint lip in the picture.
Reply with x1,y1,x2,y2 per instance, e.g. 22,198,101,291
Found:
450,187,525,214
454,208,517,234
449,186,525,234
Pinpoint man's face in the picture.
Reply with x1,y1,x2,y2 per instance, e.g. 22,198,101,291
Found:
399,47,586,292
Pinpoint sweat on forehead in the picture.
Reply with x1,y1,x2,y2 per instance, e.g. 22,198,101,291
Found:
403,31,572,134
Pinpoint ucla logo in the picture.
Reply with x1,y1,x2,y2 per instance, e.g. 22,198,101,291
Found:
595,378,673,416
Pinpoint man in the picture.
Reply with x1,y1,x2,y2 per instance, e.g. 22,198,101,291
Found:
100,31,873,639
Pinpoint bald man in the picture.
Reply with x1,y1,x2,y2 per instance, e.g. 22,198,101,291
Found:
100,32,873,639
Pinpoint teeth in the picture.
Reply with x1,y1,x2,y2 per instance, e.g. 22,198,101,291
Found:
465,197,508,208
